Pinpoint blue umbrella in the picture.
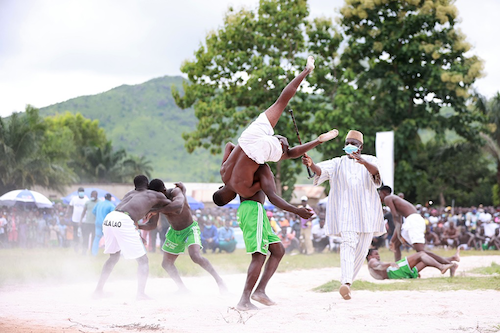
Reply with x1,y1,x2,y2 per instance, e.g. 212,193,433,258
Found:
0,189,53,208
187,195,204,210
223,196,275,210
62,188,121,204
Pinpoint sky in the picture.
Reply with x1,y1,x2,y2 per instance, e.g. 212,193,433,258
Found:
1,0,498,118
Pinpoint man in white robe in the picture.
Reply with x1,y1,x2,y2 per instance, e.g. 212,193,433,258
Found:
302,130,385,300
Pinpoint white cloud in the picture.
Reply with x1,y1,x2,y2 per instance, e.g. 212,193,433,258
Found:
0,0,497,117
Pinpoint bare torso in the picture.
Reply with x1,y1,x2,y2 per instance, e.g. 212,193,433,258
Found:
220,145,261,198
240,167,266,205
159,188,194,231
114,189,171,222
367,259,389,280
384,195,418,219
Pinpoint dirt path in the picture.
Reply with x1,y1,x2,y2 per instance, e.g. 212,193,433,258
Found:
0,255,499,333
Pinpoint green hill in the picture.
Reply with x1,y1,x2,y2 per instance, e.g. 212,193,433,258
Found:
40,76,223,182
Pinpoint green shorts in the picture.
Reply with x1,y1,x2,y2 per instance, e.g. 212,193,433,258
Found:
162,221,202,255
387,257,419,279
237,200,280,255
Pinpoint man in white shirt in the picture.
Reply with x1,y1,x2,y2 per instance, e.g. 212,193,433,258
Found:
66,187,88,251
303,130,385,300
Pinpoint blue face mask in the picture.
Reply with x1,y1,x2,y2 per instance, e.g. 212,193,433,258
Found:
78,192,84,198
343,144,359,154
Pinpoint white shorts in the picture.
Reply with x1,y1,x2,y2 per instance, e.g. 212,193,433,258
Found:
401,213,426,244
103,211,146,259
238,112,282,164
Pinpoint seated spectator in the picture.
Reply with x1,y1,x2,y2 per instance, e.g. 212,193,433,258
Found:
483,217,499,239
218,219,237,253
457,226,474,250
311,217,330,253
425,225,440,249
278,220,300,254
442,222,459,248
200,219,219,253
469,225,487,250
433,222,446,246
491,228,500,250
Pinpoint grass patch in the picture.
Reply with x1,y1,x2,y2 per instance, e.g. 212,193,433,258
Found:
313,276,500,293
470,262,500,275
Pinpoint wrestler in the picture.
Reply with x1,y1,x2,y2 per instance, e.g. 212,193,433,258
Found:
93,175,183,300
140,180,227,294
213,56,338,205
366,249,458,280
379,185,460,277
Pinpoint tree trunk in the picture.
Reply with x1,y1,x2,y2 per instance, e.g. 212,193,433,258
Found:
439,192,446,207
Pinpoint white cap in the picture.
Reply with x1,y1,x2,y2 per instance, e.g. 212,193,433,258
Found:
301,196,308,201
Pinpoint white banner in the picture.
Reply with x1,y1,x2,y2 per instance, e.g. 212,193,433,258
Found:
375,131,394,191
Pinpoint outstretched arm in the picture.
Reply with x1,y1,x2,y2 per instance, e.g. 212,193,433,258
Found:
284,139,321,160
283,129,339,160
258,165,312,219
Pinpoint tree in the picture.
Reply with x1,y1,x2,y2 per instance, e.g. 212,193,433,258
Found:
173,0,342,199
477,92,500,205
0,106,74,194
327,0,485,201
44,112,108,182
122,155,154,180
414,141,494,206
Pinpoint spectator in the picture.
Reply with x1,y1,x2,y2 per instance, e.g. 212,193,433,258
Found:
311,217,330,253
457,226,474,250
0,212,8,247
278,220,300,254
218,219,237,253
80,190,98,255
91,193,115,256
298,196,316,255
491,228,500,250
48,219,62,247
442,222,459,248
66,187,88,251
201,219,219,253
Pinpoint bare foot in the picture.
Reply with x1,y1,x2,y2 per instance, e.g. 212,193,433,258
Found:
136,293,153,301
440,263,454,275
306,56,315,73
251,291,277,306
449,263,459,277
339,284,351,300
236,300,259,311
318,129,339,143
451,247,461,262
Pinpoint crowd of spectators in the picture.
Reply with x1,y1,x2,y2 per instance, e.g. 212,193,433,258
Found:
1,197,499,255
374,204,500,252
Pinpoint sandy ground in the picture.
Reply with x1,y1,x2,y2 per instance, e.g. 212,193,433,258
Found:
0,255,499,333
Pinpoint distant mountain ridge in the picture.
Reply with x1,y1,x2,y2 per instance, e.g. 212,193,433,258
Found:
40,76,223,182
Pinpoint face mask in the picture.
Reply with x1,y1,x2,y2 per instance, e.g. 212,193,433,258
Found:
343,144,359,154
91,197,96,201
78,192,84,198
